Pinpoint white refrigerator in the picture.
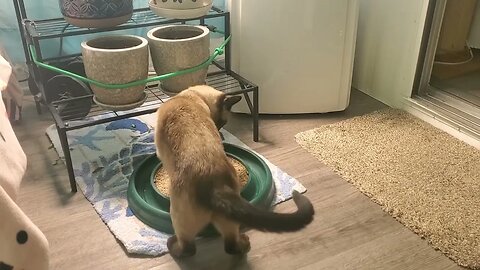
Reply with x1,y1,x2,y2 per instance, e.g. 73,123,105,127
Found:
228,0,359,114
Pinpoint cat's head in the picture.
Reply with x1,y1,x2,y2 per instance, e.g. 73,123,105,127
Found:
183,85,242,130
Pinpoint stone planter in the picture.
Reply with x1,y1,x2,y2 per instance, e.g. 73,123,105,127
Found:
149,0,213,19
59,0,133,28
81,35,148,110
147,25,210,96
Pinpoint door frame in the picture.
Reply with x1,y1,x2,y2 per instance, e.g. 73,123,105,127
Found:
413,0,448,96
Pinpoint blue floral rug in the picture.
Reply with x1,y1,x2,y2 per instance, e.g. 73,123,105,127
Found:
46,114,307,256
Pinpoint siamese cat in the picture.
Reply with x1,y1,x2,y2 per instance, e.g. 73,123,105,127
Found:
155,85,314,258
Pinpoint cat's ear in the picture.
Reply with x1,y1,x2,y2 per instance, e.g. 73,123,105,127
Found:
223,95,242,111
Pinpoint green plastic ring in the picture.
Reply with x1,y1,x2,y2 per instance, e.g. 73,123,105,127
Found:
127,143,275,236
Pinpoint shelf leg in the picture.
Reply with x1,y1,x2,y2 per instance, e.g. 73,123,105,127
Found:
34,98,42,115
225,12,232,74
32,91,42,115
57,127,77,192
253,87,259,142
241,89,259,142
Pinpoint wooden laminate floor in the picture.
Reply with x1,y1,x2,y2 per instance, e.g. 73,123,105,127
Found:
13,89,463,270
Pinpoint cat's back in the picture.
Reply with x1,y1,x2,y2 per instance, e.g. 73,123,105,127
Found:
156,94,224,165
157,95,215,137
155,89,237,193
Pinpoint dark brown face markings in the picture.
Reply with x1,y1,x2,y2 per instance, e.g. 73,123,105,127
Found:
223,95,242,111
16,230,28,244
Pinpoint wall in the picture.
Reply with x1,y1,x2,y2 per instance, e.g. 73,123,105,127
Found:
1,0,59,63
352,0,430,108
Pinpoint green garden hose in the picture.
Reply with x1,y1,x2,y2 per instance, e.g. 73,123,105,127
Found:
29,35,231,89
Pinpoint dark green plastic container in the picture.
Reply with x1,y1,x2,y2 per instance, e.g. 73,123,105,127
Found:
127,143,275,236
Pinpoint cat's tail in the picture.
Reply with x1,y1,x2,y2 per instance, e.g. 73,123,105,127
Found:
198,186,314,233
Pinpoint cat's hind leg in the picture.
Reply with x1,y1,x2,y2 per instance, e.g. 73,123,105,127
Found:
168,196,210,258
212,216,251,255
167,234,196,258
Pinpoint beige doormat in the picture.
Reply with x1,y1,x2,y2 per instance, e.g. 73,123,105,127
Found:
295,109,480,269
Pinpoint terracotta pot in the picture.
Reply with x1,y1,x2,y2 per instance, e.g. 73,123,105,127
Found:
147,25,210,96
59,0,133,28
81,35,148,110
149,0,213,19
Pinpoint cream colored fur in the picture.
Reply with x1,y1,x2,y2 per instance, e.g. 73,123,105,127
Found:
155,85,247,257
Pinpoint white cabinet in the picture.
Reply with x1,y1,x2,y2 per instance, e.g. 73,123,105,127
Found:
228,0,359,114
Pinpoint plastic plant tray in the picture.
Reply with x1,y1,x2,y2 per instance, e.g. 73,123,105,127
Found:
127,143,275,236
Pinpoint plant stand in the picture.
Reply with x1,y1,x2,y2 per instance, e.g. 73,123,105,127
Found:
13,1,260,192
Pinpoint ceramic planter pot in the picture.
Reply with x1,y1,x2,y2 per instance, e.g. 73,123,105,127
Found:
59,0,133,28
147,25,210,96
81,35,149,110
149,0,213,19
